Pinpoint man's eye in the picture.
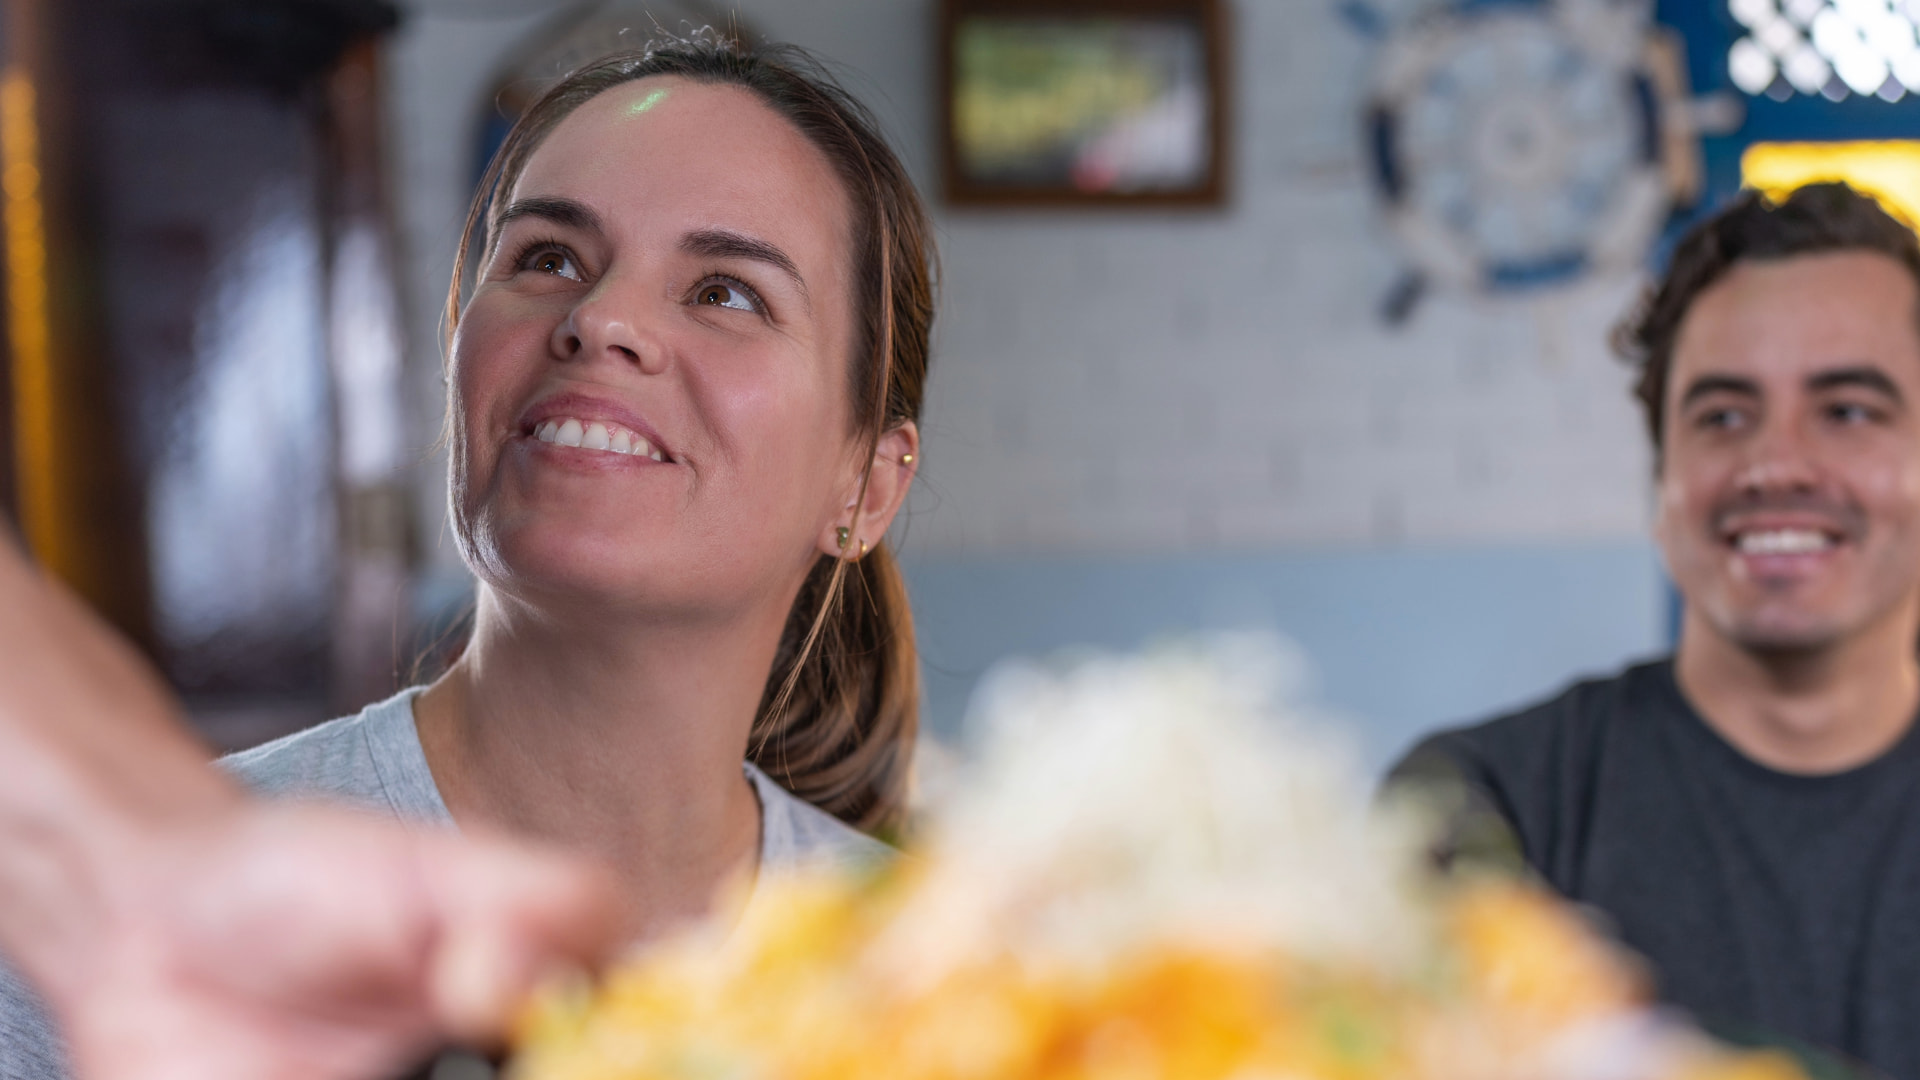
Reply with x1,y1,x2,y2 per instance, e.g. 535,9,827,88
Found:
695,279,759,313
1828,401,1878,425
1696,407,1747,431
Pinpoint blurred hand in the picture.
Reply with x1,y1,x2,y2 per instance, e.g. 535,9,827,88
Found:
0,531,622,1080
46,805,620,1080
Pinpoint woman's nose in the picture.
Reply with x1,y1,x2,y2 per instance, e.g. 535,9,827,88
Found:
552,277,668,375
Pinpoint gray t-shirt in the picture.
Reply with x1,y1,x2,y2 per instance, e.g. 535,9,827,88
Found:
1,687,893,1080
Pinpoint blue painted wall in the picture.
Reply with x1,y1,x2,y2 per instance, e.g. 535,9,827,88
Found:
1655,0,1920,253
903,543,1668,773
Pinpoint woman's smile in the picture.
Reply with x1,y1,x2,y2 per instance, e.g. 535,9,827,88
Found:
518,389,678,465
531,418,665,461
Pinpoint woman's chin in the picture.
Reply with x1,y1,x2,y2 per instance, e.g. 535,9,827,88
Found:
474,528,688,609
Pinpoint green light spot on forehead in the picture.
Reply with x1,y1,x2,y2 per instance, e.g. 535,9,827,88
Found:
628,88,669,116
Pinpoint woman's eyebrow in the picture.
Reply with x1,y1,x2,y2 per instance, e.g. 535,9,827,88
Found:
494,196,605,236
682,228,810,308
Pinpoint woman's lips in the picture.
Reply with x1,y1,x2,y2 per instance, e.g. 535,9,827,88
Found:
531,416,665,461
518,391,675,462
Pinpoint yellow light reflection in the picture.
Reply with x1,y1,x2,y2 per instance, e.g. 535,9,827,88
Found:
0,66,59,568
1741,140,1920,229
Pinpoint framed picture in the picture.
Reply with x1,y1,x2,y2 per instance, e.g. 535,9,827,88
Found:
940,0,1229,207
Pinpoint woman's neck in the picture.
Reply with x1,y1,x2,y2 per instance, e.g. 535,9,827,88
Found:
413,586,784,941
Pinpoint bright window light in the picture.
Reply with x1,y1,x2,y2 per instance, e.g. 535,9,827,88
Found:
1729,0,1920,99
1730,37,1778,91
1742,141,1920,227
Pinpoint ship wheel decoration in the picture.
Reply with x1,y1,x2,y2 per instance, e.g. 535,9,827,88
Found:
1346,0,1740,321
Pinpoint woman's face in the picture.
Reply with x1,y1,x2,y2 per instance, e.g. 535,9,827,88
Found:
449,77,864,618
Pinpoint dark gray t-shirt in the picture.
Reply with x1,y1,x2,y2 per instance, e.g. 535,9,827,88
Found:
1,687,892,1080
1389,659,1920,1079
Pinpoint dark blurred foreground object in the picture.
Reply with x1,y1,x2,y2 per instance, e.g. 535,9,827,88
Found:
399,1047,500,1080
140,0,399,93
0,0,413,749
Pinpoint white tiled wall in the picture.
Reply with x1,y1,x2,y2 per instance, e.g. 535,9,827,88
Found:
387,0,1657,568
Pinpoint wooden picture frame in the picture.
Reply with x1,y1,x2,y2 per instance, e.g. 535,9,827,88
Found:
939,0,1229,208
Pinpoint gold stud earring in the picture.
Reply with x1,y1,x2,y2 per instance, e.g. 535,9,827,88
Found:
836,526,850,550
902,453,914,464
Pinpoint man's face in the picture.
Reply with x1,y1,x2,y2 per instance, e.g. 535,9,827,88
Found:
1656,250,1920,654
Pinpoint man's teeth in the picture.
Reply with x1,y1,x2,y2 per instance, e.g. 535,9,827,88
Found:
532,418,665,461
1736,529,1834,555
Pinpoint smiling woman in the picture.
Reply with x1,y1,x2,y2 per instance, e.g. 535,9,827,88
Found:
431,39,936,850
416,34,935,920
0,37,940,1080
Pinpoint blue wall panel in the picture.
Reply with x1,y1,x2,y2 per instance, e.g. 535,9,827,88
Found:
903,543,1667,773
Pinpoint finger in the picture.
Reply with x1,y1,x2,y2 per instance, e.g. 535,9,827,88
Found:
416,835,623,1043
429,919,523,1044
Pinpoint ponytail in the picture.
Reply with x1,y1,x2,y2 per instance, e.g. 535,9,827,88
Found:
751,544,918,833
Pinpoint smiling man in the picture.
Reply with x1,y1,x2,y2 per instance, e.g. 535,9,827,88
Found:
1389,183,1920,1078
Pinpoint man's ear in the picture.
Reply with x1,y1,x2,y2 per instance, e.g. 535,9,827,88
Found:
815,422,920,559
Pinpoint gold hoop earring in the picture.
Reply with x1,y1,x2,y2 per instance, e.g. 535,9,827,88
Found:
858,539,869,558
835,526,850,551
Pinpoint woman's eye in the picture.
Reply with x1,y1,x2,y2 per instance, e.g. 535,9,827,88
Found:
695,280,759,313
523,248,582,281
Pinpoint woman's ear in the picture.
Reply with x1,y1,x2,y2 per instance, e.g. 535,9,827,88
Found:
816,422,920,559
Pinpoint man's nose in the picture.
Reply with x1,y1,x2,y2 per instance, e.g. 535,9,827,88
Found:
1734,413,1820,495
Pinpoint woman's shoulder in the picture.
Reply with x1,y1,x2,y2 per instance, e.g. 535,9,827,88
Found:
0,956,65,1080
218,687,450,825
745,763,897,874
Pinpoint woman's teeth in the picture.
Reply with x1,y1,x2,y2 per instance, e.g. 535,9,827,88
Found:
1735,529,1833,555
533,418,665,461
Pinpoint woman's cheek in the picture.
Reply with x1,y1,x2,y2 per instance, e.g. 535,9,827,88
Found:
455,303,533,389
712,365,844,528
698,343,808,452
448,310,535,504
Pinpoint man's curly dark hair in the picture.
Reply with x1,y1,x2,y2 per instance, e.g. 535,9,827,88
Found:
1615,182,1920,464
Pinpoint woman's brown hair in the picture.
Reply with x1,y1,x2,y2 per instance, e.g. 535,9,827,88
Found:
445,35,936,833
